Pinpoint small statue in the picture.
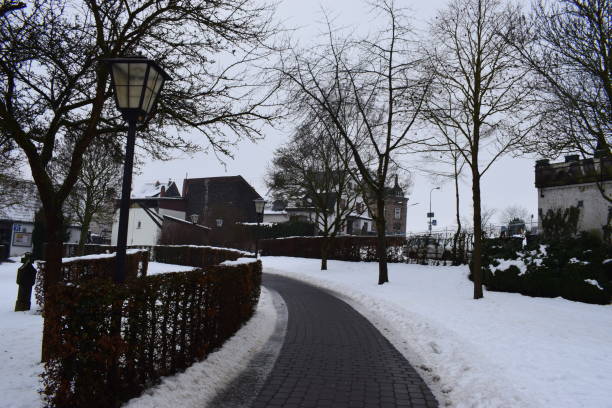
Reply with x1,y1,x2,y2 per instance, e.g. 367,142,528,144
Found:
15,252,37,312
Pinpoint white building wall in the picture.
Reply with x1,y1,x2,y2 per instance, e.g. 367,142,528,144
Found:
263,212,290,224
111,207,161,246
538,181,612,235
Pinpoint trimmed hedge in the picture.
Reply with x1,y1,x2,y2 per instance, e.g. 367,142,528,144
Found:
260,234,471,264
152,245,253,267
62,243,252,267
42,261,262,408
481,234,612,305
35,250,149,310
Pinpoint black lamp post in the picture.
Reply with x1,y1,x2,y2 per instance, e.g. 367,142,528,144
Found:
253,198,266,258
428,187,440,234
104,57,172,283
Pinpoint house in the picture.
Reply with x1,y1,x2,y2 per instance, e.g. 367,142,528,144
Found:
182,176,263,228
378,175,409,236
535,150,612,238
0,181,80,258
110,180,210,246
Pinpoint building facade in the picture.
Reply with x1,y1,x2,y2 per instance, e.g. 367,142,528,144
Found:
535,154,612,238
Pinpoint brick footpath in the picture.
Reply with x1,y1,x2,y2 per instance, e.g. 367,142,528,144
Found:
250,274,438,408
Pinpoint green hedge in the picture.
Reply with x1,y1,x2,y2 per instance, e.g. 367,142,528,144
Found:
481,234,611,305
42,261,262,408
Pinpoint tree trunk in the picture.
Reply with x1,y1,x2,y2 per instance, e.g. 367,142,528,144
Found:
452,164,462,265
40,208,65,362
77,207,93,256
320,235,329,270
376,195,389,285
471,165,483,299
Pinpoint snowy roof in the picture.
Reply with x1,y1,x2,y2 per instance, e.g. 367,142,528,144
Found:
0,181,41,223
132,180,178,198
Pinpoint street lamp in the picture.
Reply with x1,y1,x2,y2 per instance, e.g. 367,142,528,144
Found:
104,57,172,283
428,187,440,234
253,198,266,258
216,218,224,228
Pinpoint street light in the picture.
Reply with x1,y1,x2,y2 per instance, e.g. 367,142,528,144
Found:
428,187,440,234
253,198,266,258
216,218,224,228
104,56,172,283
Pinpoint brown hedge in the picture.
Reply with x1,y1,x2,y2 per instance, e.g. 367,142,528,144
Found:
35,250,149,310
41,260,262,408
260,235,473,264
63,243,252,266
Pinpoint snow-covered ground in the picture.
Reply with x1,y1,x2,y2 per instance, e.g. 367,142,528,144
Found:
262,256,612,408
0,259,265,408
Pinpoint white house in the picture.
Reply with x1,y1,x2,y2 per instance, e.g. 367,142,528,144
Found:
535,153,611,238
111,180,186,246
0,181,80,258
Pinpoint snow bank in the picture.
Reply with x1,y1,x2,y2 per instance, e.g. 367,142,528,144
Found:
262,256,612,408
124,287,276,408
0,260,44,408
221,257,259,266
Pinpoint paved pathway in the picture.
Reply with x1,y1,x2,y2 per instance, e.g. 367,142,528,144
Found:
251,274,438,408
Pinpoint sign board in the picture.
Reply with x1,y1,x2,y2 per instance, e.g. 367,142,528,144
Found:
432,219,437,226
13,223,22,232
13,232,32,247
427,212,434,218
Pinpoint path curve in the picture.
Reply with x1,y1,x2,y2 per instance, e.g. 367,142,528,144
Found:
251,274,438,408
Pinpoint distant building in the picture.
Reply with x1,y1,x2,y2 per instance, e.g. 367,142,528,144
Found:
182,176,263,228
370,175,409,236
535,151,612,238
0,181,80,258
110,180,201,246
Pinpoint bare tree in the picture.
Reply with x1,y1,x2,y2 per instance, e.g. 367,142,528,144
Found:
506,0,611,160
499,205,530,226
267,118,360,270
54,134,121,255
275,0,431,284
0,0,281,360
0,1,25,18
422,0,535,298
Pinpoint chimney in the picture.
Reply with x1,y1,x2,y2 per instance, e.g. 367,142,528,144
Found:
160,185,166,197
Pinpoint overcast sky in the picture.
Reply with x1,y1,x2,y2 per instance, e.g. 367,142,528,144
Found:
134,0,539,233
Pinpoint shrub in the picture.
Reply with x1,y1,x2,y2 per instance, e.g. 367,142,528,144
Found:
42,261,262,408
152,245,252,266
482,233,612,304
35,250,149,310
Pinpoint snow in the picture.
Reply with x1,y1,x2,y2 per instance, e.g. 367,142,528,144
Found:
0,260,243,408
0,259,44,408
60,249,144,263
262,256,612,408
584,279,604,291
489,258,527,275
221,257,259,266
124,287,276,408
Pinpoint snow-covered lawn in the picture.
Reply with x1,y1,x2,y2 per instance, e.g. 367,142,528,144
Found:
0,259,264,408
263,256,612,408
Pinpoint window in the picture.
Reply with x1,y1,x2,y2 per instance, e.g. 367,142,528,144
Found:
577,200,584,208
394,208,401,219
136,221,142,229
394,223,401,231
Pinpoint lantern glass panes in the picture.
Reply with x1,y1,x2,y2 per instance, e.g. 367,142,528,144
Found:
106,57,171,118
253,198,266,214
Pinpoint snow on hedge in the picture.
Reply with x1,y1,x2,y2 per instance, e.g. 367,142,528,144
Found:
263,256,612,408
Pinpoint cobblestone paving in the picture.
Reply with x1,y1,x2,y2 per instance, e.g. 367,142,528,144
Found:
251,274,438,408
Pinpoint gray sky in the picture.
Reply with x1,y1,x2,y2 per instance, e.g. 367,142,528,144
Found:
134,0,539,233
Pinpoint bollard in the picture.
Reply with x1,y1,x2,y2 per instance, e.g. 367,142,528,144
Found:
15,253,37,312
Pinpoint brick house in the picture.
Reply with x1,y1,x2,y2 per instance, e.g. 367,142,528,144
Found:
182,176,264,229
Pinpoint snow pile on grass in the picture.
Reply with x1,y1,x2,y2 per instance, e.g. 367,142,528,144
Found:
125,287,276,408
262,256,612,408
0,259,44,408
